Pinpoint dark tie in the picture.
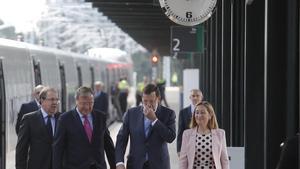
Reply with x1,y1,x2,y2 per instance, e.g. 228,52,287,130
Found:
46,115,53,139
83,115,93,143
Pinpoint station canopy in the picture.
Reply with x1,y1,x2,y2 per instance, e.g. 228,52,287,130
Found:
86,0,176,56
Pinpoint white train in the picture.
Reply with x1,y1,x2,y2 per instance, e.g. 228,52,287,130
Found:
0,38,133,169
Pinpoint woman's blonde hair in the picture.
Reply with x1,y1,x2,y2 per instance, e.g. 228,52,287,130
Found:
189,101,219,129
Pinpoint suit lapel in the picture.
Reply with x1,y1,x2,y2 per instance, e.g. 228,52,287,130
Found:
91,111,99,144
36,110,52,141
136,106,146,140
187,106,192,121
211,129,219,163
54,113,60,135
71,109,90,143
189,128,197,162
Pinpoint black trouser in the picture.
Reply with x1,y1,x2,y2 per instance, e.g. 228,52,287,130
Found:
143,161,149,169
135,93,142,106
119,92,128,114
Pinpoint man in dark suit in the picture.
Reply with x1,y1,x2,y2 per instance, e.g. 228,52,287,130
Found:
115,84,176,169
276,133,299,169
15,85,44,134
93,81,108,114
16,87,60,169
177,89,203,155
53,86,115,169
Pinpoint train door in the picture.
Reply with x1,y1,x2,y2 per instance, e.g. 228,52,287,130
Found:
105,68,109,88
33,59,42,85
76,66,82,87
59,63,66,112
90,67,95,90
100,69,106,92
0,59,5,169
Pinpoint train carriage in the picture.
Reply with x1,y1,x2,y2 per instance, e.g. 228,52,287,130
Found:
0,38,133,169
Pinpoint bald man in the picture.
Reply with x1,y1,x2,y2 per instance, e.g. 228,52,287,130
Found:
16,85,44,134
177,89,203,155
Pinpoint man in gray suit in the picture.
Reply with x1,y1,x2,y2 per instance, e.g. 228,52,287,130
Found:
115,84,176,169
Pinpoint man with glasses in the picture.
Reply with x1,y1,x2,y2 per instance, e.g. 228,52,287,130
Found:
53,86,115,169
16,87,60,169
15,84,45,134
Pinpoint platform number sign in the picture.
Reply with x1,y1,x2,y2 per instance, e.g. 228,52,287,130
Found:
171,26,204,54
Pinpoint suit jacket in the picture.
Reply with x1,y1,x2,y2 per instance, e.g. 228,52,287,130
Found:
115,105,176,169
53,109,115,169
179,128,229,169
177,106,192,153
276,133,299,169
16,100,39,134
15,110,59,169
93,92,109,114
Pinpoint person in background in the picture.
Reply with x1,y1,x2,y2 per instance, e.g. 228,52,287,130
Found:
177,89,203,156
115,84,176,169
111,81,122,120
135,76,149,106
118,76,129,115
179,101,229,169
156,78,169,107
53,86,115,169
16,87,60,169
276,133,299,169
93,81,109,115
15,84,45,134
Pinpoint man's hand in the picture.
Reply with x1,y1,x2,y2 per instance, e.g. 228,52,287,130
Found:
116,164,125,169
144,104,157,121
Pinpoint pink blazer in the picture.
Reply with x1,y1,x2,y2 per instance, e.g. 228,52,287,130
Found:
179,128,229,169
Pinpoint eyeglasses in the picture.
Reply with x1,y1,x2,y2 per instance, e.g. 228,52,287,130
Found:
78,102,94,106
45,98,60,103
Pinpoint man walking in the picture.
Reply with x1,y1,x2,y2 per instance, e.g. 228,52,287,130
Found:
115,84,176,169
53,86,115,169
16,87,59,169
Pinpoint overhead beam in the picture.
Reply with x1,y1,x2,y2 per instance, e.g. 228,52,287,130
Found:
87,0,153,3
108,15,166,20
100,12,164,16
96,7,162,13
92,2,156,6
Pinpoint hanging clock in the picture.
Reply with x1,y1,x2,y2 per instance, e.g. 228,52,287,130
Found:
159,0,217,26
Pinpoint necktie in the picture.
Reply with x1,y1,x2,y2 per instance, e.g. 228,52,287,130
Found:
83,115,93,143
144,118,152,138
46,115,53,139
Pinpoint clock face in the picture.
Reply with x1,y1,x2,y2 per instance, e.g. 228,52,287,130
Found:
159,0,217,26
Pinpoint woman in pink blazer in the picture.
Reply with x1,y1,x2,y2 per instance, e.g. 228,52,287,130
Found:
179,101,229,169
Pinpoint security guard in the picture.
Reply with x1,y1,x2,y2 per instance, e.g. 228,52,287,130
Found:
118,77,129,115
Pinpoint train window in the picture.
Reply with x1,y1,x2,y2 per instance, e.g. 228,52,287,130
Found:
0,59,5,169
90,67,95,90
33,59,42,86
76,66,82,87
59,64,66,112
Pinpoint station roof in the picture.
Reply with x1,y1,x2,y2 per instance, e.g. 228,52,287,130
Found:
85,0,176,56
